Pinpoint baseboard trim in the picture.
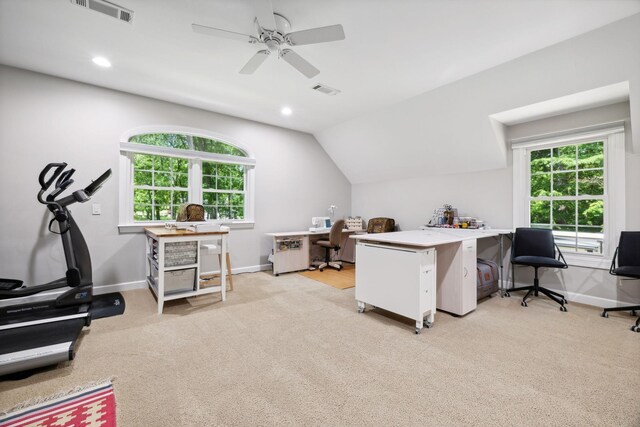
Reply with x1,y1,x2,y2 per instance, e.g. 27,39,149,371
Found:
506,281,633,308
94,280,147,295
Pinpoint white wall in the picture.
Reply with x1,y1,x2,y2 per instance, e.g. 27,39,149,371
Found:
352,102,640,305
316,13,640,184
0,65,351,289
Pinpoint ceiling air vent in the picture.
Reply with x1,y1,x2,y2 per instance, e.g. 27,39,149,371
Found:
312,83,341,96
70,0,134,24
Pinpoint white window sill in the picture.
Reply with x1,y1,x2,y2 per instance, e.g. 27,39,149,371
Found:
118,220,254,233
562,252,611,270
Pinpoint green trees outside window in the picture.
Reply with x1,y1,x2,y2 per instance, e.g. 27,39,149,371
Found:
529,141,604,253
129,133,248,222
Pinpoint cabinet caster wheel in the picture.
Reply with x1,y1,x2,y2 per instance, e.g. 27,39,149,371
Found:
423,321,432,329
601,311,608,318
521,301,528,307
560,306,567,312
358,307,365,313
505,292,511,298
415,328,422,335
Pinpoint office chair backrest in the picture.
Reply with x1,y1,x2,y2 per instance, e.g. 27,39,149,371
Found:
329,219,345,247
618,231,640,267
513,227,556,258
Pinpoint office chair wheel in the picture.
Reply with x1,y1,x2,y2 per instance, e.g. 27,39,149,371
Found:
560,306,567,312
562,298,568,304
601,311,609,318
631,325,639,333
632,310,637,316
521,301,528,307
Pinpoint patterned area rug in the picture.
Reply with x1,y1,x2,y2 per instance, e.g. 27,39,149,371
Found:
0,380,116,427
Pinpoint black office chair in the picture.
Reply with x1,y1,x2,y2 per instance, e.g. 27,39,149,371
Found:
313,219,345,272
506,227,569,311
601,231,640,332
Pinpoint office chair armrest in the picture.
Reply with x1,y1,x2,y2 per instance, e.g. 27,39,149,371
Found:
554,243,569,268
609,247,619,275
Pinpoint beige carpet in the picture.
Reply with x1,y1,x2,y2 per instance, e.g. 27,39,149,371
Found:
298,263,355,289
1,272,639,426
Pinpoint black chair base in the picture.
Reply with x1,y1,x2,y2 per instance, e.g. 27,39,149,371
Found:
601,305,640,332
506,267,567,312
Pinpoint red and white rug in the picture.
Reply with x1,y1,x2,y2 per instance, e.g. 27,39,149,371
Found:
0,380,116,427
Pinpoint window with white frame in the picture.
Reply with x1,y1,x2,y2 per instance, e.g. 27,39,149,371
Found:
119,128,255,227
512,125,626,268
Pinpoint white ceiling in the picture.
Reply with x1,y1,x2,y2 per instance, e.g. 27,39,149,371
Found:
1,0,639,135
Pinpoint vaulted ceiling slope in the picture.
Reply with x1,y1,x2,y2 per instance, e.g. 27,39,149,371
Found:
0,0,638,136
316,13,640,184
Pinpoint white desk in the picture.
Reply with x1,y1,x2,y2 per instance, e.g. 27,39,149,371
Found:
352,228,512,330
266,229,363,275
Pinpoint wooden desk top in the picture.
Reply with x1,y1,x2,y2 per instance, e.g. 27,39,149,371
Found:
145,227,229,239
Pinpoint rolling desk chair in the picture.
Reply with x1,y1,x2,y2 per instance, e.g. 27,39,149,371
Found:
506,227,569,311
601,231,640,332
313,219,345,272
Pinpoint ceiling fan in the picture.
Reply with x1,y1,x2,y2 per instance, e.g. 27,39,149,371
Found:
192,1,345,79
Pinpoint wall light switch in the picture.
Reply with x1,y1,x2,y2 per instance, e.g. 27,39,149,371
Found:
92,204,101,215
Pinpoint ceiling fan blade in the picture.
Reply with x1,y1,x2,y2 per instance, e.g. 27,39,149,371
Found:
285,24,345,46
240,50,270,74
280,49,320,78
192,24,255,43
252,0,276,31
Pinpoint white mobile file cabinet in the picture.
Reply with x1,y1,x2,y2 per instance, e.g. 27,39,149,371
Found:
355,242,436,334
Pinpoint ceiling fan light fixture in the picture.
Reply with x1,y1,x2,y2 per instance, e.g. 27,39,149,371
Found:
281,107,292,116
92,56,111,67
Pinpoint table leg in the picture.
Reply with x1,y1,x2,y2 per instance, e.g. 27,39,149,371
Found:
220,234,227,302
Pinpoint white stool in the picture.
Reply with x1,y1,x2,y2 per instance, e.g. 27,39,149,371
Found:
200,242,233,291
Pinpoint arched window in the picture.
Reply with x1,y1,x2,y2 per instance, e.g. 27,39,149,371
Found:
119,128,255,227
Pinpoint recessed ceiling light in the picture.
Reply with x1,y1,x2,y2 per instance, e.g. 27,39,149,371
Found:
281,107,292,116
92,57,112,68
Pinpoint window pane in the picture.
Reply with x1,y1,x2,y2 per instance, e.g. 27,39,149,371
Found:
173,173,188,188
578,170,603,195
192,137,247,157
217,206,231,219
530,201,550,225
204,206,217,219
155,156,171,172
134,204,153,221
552,200,575,225
218,193,230,205
202,162,217,176
231,193,244,206
531,149,551,174
217,164,233,176
530,173,550,197
154,190,171,205
577,141,604,169
231,178,244,191
134,189,152,204
134,154,154,170
134,170,152,186
202,192,215,205
157,205,172,220
172,191,188,204
202,176,215,189
578,199,603,227
217,177,231,190
174,158,189,173
552,146,576,171
553,172,576,196
155,172,172,187
231,207,244,219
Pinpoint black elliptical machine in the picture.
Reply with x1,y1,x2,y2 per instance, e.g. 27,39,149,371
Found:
0,162,125,377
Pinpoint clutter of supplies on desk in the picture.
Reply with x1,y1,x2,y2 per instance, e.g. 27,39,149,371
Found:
426,204,486,229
